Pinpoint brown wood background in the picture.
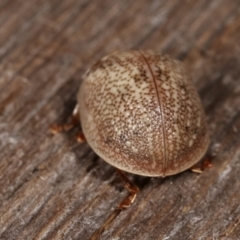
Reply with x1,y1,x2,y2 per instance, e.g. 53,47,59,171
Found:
1,0,240,239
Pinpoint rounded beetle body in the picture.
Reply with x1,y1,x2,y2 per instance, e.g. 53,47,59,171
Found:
78,50,209,177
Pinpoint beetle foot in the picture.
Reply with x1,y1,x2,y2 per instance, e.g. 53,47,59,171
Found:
191,156,212,173
50,104,80,134
116,169,139,209
76,132,86,143
50,123,74,134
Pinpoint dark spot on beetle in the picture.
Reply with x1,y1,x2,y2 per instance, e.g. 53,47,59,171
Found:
133,74,142,83
133,130,140,135
192,127,198,134
173,118,179,124
155,67,162,80
119,134,127,142
145,122,151,127
104,59,114,67
104,137,112,144
91,60,105,71
178,83,187,91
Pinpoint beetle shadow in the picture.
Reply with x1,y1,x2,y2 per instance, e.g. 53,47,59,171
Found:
55,79,80,123
72,143,153,193
53,79,116,185
70,141,118,184
108,169,152,193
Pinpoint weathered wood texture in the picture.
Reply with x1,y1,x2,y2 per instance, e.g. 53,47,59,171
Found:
1,0,240,239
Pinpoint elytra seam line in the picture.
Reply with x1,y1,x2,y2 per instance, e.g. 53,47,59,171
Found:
138,51,167,176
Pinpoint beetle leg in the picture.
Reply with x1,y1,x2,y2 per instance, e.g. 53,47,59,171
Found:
116,169,139,209
191,156,212,173
50,104,80,134
76,132,86,143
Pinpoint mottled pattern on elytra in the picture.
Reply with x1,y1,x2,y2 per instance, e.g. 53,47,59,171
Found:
78,50,209,176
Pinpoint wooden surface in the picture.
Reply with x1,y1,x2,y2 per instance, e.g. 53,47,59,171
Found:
1,0,240,239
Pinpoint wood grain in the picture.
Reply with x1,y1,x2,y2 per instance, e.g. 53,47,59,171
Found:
1,0,240,239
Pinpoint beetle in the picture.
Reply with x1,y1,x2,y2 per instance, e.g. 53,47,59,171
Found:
52,50,210,208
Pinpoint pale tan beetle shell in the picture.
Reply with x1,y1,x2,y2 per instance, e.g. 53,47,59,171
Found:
78,50,209,177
